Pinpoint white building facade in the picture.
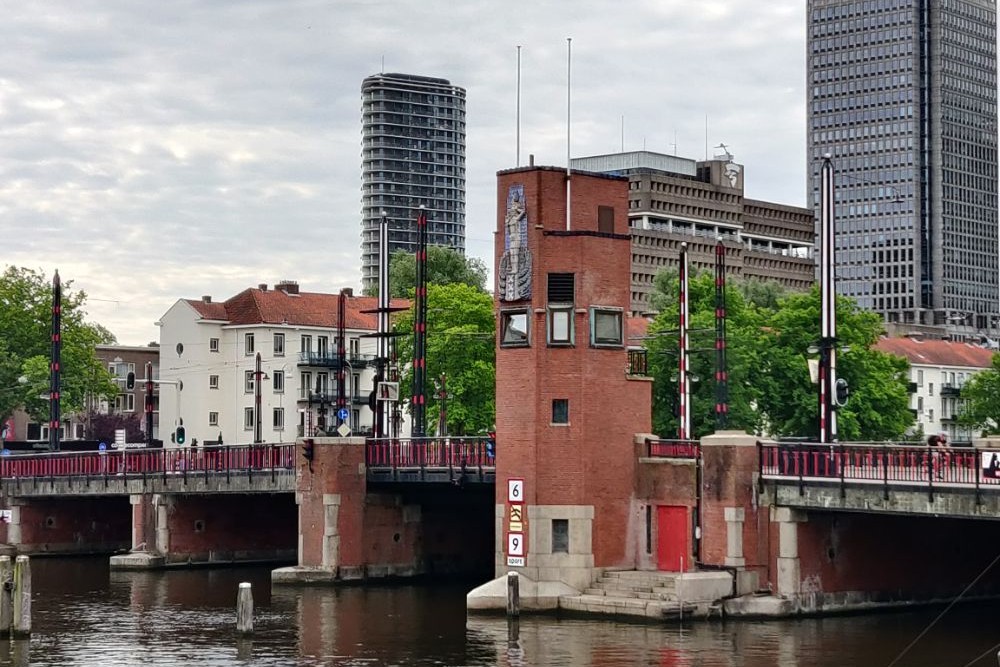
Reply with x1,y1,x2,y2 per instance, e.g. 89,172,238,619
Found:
875,336,995,443
157,281,405,447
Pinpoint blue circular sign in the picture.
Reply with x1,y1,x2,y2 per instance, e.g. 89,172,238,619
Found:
0,449,10,457
337,408,350,421
99,442,107,452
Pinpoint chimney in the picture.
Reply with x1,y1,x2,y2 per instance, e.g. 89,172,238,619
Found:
201,295,212,303
276,280,300,295
258,283,268,291
341,287,354,298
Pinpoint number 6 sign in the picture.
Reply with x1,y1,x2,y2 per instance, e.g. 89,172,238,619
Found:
507,478,524,503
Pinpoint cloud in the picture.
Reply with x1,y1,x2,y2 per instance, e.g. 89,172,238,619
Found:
0,0,807,344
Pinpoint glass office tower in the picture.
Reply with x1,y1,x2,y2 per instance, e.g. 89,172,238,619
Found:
807,0,997,330
360,73,467,292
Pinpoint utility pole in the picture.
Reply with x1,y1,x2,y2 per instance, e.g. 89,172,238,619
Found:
254,352,263,444
144,361,154,447
49,270,61,452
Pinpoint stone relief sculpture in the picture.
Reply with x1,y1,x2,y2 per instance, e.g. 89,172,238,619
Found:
498,184,532,302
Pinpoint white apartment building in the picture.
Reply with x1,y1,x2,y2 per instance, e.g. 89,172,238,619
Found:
157,281,405,446
874,336,996,443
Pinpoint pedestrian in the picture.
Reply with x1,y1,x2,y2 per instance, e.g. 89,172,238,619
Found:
926,434,943,480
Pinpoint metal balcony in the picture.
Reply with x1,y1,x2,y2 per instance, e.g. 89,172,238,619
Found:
297,352,375,369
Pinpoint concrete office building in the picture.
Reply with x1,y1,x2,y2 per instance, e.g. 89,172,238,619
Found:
571,150,815,316
807,0,998,332
360,73,467,292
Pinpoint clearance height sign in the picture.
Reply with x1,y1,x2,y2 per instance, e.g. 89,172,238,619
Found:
506,478,525,567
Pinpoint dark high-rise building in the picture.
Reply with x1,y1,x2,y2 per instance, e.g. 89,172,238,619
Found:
360,73,467,292
807,0,998,331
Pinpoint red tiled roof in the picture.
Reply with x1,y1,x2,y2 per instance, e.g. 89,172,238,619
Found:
183,288,409,331
874,336,995,369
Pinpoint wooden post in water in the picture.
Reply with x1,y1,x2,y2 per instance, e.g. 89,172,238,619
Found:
0,556,11,637
506,571,519,617
236,582,253,634
12,556,30,637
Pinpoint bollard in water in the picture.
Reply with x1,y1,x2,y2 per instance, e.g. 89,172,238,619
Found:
0,556,11,637
12,556,30,637
506,571,520,618
236,582,253,634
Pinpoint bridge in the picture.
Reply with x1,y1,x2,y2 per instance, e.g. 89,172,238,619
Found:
759,441,1000,519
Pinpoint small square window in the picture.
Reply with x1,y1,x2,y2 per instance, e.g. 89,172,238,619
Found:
552,519,569,553
591,307,623,347
501,310,529,347
209,375,219,389
552,399,569,424
547,306,574,346
208,412,219,426
209,338,220,353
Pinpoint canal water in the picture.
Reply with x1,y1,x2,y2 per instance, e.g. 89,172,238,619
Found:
4,557,998,666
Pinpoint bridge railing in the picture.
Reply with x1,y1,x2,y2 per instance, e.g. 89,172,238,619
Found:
645,438,700,459
365,437,495,470
0,443,296,480
759,441,1000,498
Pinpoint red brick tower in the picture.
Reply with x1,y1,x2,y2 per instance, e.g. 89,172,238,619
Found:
494,167,652,590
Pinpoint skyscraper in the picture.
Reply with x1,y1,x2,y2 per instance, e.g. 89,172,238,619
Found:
807,0,998,331
360,73,467,292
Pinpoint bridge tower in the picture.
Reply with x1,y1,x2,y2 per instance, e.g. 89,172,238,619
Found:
492,167,652,591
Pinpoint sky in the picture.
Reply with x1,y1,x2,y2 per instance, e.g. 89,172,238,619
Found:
0,1,808,345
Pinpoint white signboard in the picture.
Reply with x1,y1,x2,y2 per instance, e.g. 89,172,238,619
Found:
506,556,525,567
507,479,524,503
507,532,524,557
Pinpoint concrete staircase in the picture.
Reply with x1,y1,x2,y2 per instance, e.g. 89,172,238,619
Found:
559,570,732,620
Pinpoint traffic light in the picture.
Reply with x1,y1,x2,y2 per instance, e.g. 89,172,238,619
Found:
301,439,315,463
175,426,186,445
125,372,135,391
835,378,849,407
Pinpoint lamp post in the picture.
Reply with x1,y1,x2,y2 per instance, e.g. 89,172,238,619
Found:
819,155,838,444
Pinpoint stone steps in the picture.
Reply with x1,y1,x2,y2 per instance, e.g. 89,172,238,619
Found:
558,570,730,621
559,593,698,620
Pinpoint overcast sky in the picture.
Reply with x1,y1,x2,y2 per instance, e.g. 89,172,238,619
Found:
0,1,807,344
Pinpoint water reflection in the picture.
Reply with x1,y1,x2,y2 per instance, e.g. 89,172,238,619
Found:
14,558,1000,666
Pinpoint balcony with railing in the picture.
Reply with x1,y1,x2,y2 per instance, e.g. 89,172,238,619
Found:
298,352,375,369
940,383,961,397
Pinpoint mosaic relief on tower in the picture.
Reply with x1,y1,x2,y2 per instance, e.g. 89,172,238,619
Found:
499,184,532,302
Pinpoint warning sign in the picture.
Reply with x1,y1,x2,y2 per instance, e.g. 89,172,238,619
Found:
508,505,523,533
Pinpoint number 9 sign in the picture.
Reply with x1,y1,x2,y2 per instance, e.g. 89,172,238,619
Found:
507,478,524,503
507,532,524,556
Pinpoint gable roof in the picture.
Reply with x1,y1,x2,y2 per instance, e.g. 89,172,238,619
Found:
182,288,409,331
874,336,995,369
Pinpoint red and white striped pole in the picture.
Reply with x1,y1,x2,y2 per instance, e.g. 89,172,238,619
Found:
819,155,838,443
678,243,691,440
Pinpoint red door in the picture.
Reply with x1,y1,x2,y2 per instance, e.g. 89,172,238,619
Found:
656,506,688,572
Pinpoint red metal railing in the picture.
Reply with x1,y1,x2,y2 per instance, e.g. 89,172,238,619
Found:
0,444,296,480
759,441,1000,500
365,437,495,470
646,438,700,459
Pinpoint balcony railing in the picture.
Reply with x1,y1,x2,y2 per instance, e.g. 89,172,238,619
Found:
298,352,374,368
627,349,648,376
940,383,961,396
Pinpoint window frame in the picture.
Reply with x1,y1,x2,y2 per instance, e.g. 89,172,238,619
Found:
209,337,220,353
547,305,575,346
245,371,255,394
500,309,530,348
552,398,569,425
245,333,255,355
273,370,284,393
274,332,285,357
244,407,254,431
273,407,284,430
209,374,219,390
208,411,219,426
590,306,624,348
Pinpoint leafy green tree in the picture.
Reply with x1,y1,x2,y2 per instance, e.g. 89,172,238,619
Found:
646,269,771,438
754,287,912,440
366,246,488,298
958,354,1000,435
646,273,913,441
0,266,118,424
393,283,495,435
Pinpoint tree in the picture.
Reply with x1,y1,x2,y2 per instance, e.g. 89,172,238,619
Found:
754,287,912,441
0,266,119,425
958,354,1000,435
645,271,913,441
366,246,488,298
393,282,495,436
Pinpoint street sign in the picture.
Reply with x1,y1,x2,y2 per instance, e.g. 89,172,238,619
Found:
337,408,349,422
506,556,525,567
508,505,523,532
336,422,352,437
507,479,524,503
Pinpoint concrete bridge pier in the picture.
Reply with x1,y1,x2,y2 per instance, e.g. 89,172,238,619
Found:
110,494,164,569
